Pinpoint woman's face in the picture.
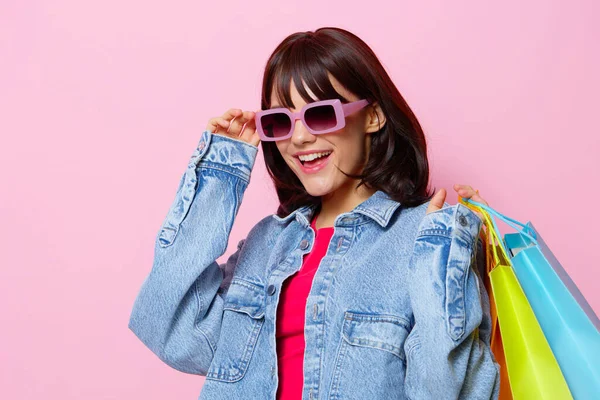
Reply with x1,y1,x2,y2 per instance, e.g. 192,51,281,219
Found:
272,75,376,199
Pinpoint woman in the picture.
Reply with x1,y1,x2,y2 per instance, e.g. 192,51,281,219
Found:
129,27,500,399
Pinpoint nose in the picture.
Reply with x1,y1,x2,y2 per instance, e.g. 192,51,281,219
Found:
290,116,316,146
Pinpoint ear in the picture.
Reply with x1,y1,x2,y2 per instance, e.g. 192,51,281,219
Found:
364,101,386,134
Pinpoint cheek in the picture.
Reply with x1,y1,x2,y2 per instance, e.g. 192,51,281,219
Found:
275,141,295,167
336,132,367,163
275,141,286,156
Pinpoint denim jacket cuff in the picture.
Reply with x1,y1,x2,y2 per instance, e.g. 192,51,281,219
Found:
417,203,483,250
157,130,257,248
189,129,259,183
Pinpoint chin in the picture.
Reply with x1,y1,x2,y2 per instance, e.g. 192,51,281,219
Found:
304,188,327,197
302,182,337,198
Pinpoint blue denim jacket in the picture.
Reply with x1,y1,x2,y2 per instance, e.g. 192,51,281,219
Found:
128,129,500,400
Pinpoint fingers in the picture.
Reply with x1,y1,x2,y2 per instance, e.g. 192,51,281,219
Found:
239,112,261,147
206,108,262,147
206,117,231,133
426,188,447,215
227,110,254,136
205,109,243,134
454,184,489,206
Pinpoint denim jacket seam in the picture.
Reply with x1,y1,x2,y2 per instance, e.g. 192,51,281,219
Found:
355,208,383,225
194,325,216,357
418,204,480,243
210,131,259,152
196,162,250,184
404,328,421,366
417,228,452,238
446,214,481,342
405,334,420,355
404,329,424,395
342,311,411,361
229,277,265,292
233,178,243,219
446,236,468,341
193,130,256,181
193,279,217,354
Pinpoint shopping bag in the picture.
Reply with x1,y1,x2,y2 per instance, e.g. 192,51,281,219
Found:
506,221,600,332
459,198,573,399
466,200,600,399
478,230,513,400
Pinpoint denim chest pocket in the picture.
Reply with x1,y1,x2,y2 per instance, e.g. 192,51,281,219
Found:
329,311,411,400
341,311,410,359
205,279,265,383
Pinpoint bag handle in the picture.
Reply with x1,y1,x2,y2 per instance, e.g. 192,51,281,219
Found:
458,198,513,271
460,198,538,246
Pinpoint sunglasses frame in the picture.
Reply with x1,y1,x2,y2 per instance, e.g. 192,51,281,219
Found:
254,98,371,142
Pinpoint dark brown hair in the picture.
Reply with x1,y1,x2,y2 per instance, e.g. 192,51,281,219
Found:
260,27,434,217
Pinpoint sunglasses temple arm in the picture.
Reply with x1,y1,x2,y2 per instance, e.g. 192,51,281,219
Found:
342,99,370,115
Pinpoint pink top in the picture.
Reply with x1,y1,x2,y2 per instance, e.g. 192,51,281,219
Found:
275,214,334,400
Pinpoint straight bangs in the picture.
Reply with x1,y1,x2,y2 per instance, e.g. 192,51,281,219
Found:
265,37,354,110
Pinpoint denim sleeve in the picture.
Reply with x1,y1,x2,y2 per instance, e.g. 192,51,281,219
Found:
404,203,500,399
128,129,258,375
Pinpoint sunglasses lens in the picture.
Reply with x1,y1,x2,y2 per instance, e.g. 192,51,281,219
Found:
305,104,337,131
260,113,291,139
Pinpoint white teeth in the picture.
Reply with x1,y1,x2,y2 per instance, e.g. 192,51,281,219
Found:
298,151,332,162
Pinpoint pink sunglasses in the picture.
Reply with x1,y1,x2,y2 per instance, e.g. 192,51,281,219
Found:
254,98,371,142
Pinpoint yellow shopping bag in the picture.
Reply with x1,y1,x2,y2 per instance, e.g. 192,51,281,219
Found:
478,230,512,400
460,199,572,400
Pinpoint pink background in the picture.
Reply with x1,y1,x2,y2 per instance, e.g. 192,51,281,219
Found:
1,1,598,398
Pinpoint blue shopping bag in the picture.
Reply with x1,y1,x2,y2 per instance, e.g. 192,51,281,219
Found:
504,221,600,333
462,199,600,399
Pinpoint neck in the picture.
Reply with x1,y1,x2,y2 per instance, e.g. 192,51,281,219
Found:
314,182,376,229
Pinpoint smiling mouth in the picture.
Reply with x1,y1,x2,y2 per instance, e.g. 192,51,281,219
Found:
298,153,332,168
297,152,332,169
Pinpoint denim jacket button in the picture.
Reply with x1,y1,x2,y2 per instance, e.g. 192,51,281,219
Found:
458,215,468,227
300,239,309,250
267,284,276,296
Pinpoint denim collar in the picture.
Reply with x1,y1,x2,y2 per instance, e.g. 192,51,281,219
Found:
271,190,401,228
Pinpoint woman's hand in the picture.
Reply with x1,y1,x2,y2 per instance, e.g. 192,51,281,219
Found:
206,108,261,147
426,184,489,215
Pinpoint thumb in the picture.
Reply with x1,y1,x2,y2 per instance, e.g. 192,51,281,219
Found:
426,188,447,215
